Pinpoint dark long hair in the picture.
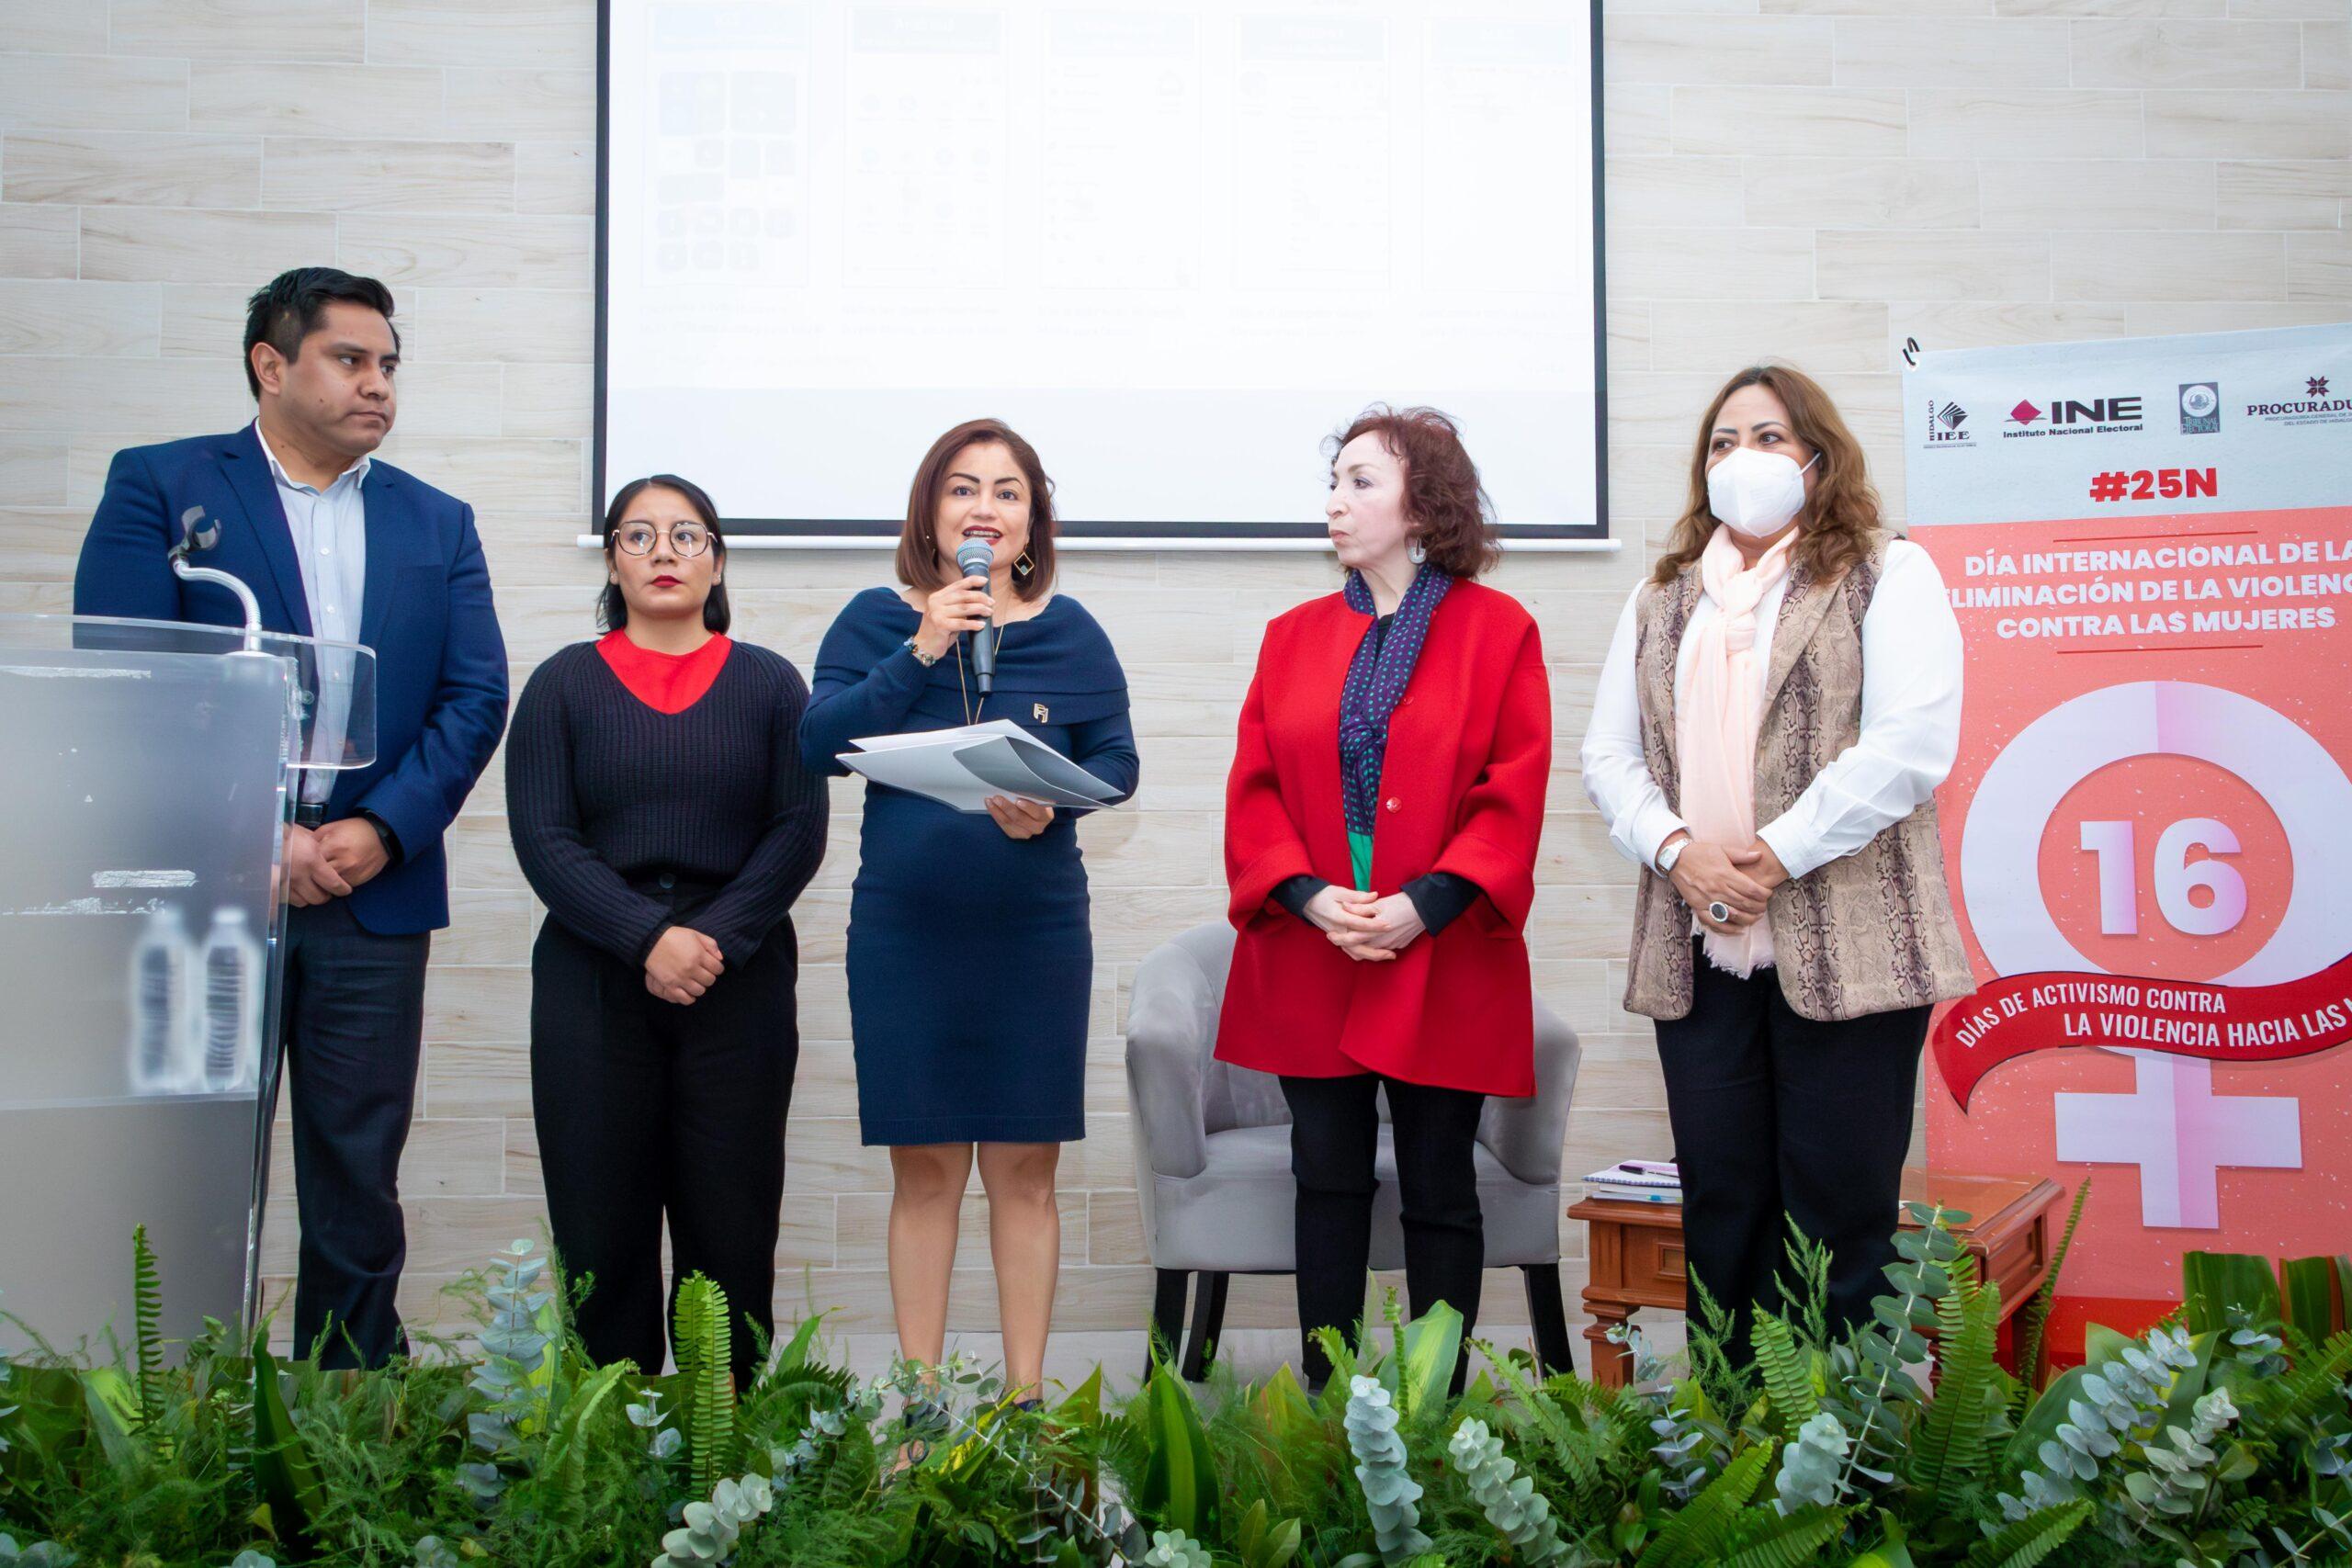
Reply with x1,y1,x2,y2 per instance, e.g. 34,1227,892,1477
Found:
598,475,730,634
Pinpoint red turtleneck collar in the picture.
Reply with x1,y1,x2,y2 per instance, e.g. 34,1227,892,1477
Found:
596,628,732,714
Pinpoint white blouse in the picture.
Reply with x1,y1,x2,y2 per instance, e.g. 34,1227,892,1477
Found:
1579,536,1964,883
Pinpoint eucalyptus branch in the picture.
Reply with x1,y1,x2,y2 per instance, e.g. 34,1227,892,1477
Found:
1997,1323,2198,1520
1835,1200,1960,1495
1345,1375,1432,1562
2122,1385,2238,1536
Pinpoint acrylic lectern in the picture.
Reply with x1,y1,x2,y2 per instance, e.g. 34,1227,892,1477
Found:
0,611,374,1356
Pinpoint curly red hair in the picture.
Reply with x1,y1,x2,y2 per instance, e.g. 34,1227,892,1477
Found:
1326,404,1500,578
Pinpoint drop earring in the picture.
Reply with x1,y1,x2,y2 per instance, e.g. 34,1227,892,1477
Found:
1407,536,1427,565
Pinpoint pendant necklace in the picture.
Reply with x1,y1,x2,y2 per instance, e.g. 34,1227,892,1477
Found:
955,621,1008,728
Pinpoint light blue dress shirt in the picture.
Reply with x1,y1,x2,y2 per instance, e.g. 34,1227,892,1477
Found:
254,422,369,805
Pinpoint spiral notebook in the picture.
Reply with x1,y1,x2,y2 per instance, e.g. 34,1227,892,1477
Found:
1582,1159,1682,1205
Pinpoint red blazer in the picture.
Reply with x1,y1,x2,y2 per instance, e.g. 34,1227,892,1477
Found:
1215,580,1551,1096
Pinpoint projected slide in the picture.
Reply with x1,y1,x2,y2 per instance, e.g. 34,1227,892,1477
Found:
599,2,1605,539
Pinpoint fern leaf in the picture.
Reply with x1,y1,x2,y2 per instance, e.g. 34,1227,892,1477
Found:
671,1285,704,1469
1911,1275,2002,1495
1479,1342,1602,1493
131,1224,164,1438
818,1413,880,1510
2263,1326,2352,1422
672,1273,738,1497
1779,1218,1835,1349
1634,1440,1772,1568
1961,1500,2092,1568
703,1283,735,1480
2015,1179,2088,1395
1720,1504,1848,1568
1750,1314,1817,1442
543,1360,631,1508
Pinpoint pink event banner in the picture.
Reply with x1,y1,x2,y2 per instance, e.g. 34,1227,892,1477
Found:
1906,322,2352,1293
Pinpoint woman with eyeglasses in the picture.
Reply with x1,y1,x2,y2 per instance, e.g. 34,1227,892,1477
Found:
506,474,829,1385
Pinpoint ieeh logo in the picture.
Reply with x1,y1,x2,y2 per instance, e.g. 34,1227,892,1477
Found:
2180,381,2221,434
1923,399,1972,446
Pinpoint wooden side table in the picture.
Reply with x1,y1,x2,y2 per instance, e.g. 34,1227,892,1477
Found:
1568,1168,2065,1388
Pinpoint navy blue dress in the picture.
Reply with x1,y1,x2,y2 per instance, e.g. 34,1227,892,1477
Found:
799,588,1139,1145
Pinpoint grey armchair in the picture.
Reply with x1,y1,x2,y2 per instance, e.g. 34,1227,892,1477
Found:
1125,922,1581,1381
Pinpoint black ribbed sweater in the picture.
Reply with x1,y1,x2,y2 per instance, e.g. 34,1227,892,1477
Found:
505,639,829,966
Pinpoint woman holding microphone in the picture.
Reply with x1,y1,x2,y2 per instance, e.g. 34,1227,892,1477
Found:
507,474,829,1386
799,418,1137,1420
1218,406,1551,1393
1581,365,1972,1354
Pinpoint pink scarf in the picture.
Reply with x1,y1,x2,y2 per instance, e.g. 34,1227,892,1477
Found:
1675,525,1798,976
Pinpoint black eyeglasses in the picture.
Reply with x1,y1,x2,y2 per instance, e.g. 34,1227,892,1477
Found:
611,521,713,558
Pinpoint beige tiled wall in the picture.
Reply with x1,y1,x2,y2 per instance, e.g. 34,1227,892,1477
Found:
2,0,2345,1346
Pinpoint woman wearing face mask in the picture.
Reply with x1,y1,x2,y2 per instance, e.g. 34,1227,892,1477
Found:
798,418,1137,1427
507,475,830,1387
1580,365,1973,1355
1219,405,1551,1393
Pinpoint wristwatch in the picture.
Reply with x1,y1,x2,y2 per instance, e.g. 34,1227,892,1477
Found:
904,636,941,668
1655,835,1687,875
355,808,403,866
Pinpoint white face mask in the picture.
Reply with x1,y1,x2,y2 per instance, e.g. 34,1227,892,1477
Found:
1706,446,1817,539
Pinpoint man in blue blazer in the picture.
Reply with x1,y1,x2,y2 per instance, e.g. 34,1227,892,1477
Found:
74,267,508,1367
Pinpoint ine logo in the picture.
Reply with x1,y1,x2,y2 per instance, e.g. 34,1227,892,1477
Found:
1923,399,1973,446
2180,381,2221,434
2003,393,2144,439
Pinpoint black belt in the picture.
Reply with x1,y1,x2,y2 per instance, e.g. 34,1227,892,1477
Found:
292,802,328,829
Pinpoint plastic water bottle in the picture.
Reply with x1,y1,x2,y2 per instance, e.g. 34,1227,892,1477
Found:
198,908,265,1093
129,906,196,1093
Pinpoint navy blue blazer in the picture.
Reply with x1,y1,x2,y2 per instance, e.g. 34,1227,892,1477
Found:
72,424,509,935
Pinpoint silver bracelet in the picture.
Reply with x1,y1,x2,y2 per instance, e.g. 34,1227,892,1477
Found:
904,636,940,668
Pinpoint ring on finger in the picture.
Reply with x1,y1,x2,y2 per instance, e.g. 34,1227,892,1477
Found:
1708,899,1731,923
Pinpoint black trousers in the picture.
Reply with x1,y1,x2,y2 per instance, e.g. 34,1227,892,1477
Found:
277,898,432,1370
1280,1072,1487,1390
1654,939,1929,1357
530,916,798,1388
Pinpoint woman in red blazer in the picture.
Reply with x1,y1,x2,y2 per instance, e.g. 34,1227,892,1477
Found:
1217,405,1551,1391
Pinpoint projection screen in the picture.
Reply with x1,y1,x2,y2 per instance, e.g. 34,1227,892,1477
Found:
597,1,1607,544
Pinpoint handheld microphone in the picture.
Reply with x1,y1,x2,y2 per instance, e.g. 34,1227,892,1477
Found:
956,537,997,694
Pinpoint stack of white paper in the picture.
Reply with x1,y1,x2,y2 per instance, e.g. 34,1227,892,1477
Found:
1581,1159,1682,1205
840,719,1126,814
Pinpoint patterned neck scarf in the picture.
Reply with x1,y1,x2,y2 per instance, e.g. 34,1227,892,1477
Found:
1339,564,1453,851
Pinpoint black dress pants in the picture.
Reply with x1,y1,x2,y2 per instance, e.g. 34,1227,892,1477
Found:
1654,938,1929,1358
278,898,432,1370
530,916,799,1388
1280,1072,1487,1391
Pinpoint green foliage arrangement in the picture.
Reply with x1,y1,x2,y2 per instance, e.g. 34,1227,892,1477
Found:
2,1215,2347,1566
